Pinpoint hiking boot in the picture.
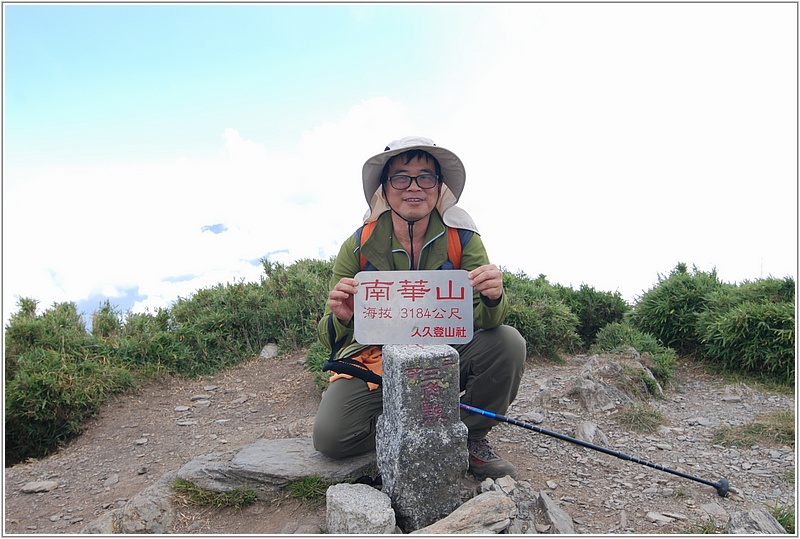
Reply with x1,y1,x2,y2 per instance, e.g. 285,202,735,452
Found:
467,437,518,480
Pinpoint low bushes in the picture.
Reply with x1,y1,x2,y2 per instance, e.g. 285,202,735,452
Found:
4,258,335,465
630,263,725,354
503,271,581,359
5,259,793,465
698,278,795,384
553,283,630,347
4,301,136,465
592,321,677,384
503,272,631,359
631,264,794,385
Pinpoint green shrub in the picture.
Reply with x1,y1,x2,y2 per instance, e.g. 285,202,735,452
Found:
733,276,794,304
592,321,677,383
5,300,95,380
4,297,42,380
593,320,663,355
5,347,134,465
631,263,726,355
553,284,630,347
4,301,138,464
261,258,333,350
150,258,333,376
170,279,274,375
699,276,794,317
169,275,290,375
114,309,194,376
3,260,335,464
91,300,123,339
695,276,795,385
700,300,795,384
504,271,581,359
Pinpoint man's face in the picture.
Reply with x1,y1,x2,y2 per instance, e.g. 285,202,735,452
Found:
383,154,440,223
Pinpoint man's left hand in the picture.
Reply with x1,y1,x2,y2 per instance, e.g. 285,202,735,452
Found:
468,264,504,302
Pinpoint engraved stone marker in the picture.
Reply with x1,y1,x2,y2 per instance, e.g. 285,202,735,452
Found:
376,344,468,532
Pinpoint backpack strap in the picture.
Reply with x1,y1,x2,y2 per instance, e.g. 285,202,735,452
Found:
323,303,384,386
321,356,383,387
359,220,466,271
447,226,462,270
358,220,378,271
326,315,348,362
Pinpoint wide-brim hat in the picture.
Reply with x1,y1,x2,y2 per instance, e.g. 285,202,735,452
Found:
361,136,477,231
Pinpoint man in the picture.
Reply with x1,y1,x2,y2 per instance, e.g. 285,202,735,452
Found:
312,136,526,480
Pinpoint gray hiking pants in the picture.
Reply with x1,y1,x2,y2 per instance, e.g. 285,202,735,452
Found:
312,324,526,459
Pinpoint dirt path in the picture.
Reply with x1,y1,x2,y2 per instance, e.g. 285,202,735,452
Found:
4,351,795,534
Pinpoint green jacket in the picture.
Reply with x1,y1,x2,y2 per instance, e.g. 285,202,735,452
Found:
318,210,509,360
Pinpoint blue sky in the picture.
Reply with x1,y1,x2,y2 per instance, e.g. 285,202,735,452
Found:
5,4,486,164
3,2,797,325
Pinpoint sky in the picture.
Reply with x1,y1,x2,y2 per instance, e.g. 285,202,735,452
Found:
3,2,797,327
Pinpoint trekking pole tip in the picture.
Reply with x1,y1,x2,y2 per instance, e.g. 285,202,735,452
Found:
716,477,729,498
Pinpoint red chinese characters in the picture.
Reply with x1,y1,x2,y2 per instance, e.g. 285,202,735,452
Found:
362,278,466,303
404,358,458,425
411,326,468,339
361,279,469,339
363,279,393,301
354,270,473,345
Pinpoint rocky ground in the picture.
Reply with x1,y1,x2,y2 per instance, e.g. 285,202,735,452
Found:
4,349,795,534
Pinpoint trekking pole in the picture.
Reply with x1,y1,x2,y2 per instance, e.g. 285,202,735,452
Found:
460,403,730,497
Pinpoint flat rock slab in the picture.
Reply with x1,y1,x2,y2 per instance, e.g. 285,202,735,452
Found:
410,491,516,535
725,509,787,534
20,481,59,493
176,437,375,502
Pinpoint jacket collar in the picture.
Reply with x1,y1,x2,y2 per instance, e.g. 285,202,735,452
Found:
361,210,450,271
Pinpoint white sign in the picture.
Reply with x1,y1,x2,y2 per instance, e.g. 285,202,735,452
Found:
354,270,474,345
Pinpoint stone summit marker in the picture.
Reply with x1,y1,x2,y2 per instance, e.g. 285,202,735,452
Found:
376,344,468,532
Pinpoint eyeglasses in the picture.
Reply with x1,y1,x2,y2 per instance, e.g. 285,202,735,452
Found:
386,174,440,190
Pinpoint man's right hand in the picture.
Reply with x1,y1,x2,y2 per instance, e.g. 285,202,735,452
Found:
327,277,358,324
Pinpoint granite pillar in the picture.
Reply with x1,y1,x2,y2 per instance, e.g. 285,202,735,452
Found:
376,344,468,532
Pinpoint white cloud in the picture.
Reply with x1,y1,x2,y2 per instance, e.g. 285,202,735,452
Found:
4,4,794,325
3,98,421,323
437,3,797,301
